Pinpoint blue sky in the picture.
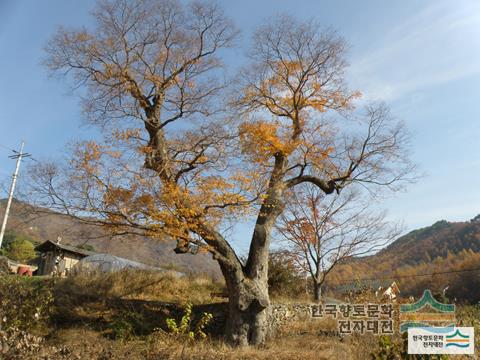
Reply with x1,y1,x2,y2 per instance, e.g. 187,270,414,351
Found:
1,0,480,252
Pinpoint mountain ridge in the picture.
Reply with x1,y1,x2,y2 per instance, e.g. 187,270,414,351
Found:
370,217,480,268
0,199,222,278
327,214,480,301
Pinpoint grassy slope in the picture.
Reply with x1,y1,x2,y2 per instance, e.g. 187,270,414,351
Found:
1,270,479,359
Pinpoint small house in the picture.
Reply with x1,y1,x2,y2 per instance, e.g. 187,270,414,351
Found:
335,279,401,301
34,239,95,276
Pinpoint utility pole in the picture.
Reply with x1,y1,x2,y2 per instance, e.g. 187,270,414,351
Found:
0,142,31,248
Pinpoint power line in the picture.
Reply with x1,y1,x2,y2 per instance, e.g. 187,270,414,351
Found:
0,143,15,152
333,266,480,286
0,143,37,162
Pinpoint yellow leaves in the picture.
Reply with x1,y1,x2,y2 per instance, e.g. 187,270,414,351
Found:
299,220,317,245
100,63,118,80
197,245,212,254
268,60,303,86
196,155,208,163
103,185,156,224
281,218,317,245
302,86,360,113
282,60,303,73
236,59,360,178
303,98,329,112
74,31,92,43
95,162,257,243
103,37,116,49
71,141,131,184
72,141,104,177
105,150,122,159
104,186,134,206
241,57,361,118
344,90,362,103
82,141,102,162
112,128,141,142
238,117,335,175
76,141,127,166
149,174,254,232
137,145,154,155
196,176,248,210
104,213,126,229
239,120,298,162
186,80,196,90
145,73,163,87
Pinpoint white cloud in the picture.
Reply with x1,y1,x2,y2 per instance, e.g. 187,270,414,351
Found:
349,0,480,101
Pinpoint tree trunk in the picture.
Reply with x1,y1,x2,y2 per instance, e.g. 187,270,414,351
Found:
221,262,270,346
313,281,322,302
223,160,285,346
213,154,286,346
226,294,269,346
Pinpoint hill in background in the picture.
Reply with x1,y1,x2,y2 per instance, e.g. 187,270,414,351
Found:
0,199,221,278
328,216,480,302
373,217,480,267
2,198,479,300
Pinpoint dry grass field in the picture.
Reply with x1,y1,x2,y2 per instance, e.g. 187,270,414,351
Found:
0,271,478,359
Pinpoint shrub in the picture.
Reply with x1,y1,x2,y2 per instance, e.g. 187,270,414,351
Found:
166,302,213,340
0,231,37,263
370,335,402,360
7,239,36,263
107,309,148,341
0,276,54,332
268,251,305,299
0,327,72,359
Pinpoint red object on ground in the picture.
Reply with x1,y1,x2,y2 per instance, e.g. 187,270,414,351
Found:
17,266,33,276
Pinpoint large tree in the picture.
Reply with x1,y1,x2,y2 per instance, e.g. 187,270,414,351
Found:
33,0,412,346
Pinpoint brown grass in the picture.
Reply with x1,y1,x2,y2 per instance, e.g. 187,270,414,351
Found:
16,270,478,359
56,269,224,303
50,270,226,340
45,270,371,359
145,334,350,360
47,321,358,360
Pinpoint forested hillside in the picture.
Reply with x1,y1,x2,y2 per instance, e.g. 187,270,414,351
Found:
327,217,480,302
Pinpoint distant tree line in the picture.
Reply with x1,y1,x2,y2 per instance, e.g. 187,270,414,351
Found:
326,249,480,303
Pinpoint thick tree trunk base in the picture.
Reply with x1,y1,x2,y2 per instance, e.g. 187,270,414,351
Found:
222,271,270,347
225,300,269,346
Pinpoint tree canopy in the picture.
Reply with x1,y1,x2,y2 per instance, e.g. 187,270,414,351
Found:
30,0,414,346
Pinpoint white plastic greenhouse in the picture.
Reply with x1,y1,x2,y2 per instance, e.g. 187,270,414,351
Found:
73,253,184,276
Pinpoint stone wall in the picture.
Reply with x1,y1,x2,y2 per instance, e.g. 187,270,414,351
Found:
195,303,315,337
267,303,314,335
